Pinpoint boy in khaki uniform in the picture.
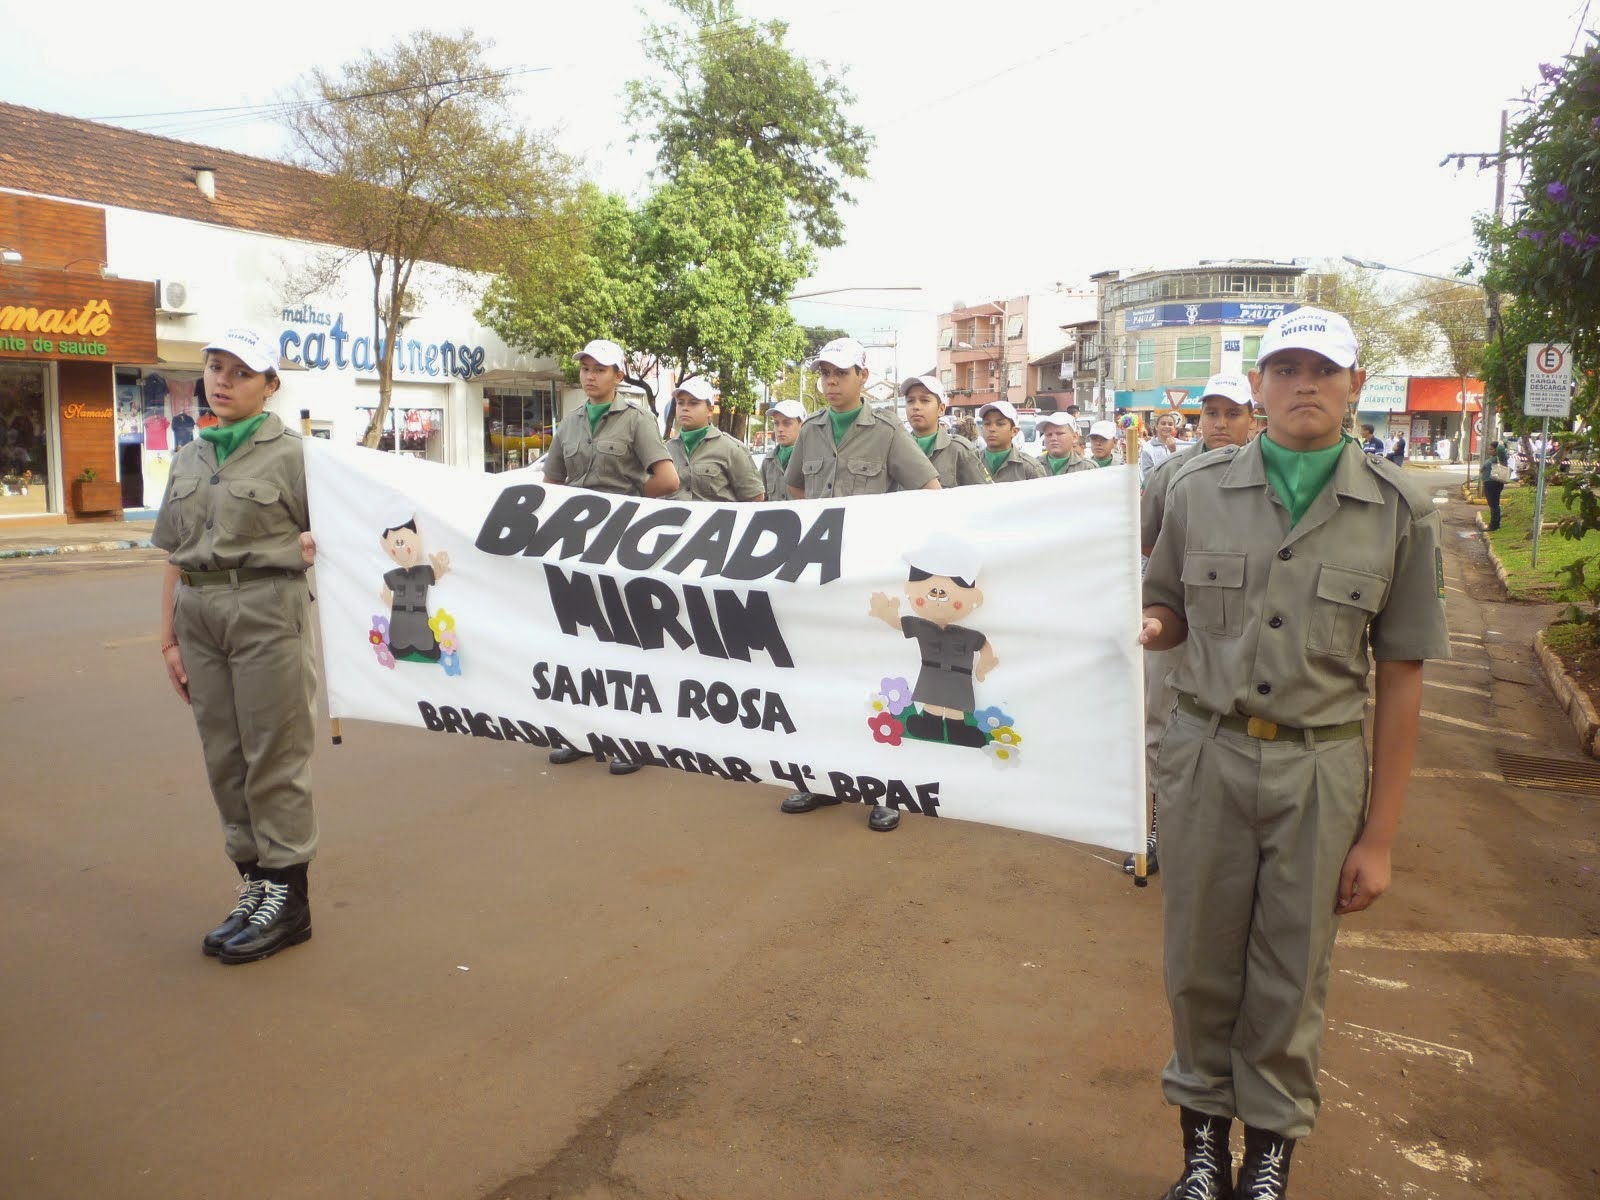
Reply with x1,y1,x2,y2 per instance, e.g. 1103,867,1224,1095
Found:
1127,373,1257,877
1139,309,1450,1198
784,337,940,500
900,374,989,488
781,336,939,832
544,338,680,775
761,399,806,501
1037,411,1095,474
666,376,765,502
976,399,1047,483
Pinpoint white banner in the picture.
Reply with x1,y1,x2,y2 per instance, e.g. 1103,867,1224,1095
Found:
303,442,1147,853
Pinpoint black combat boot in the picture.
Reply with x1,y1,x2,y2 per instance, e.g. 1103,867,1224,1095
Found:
1235,1127,1294,1199
218,863,312,965
549,747,587,765
202,861,266,957
1159,1107,1234,1200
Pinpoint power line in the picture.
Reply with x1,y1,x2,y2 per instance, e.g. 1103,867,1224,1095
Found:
1568,0,1594,57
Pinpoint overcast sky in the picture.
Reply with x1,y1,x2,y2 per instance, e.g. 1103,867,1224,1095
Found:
6,0,1590,372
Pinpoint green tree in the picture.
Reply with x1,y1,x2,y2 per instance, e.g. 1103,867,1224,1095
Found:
283,30,572,447
627,0,872,249
1303,268,1431,377
637,140,814,428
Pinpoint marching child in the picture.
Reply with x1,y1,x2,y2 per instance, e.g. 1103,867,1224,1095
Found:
667,376,765,503
1037,411,1094,474
762,399,806,501
901,375,989,488
976,399,1046,483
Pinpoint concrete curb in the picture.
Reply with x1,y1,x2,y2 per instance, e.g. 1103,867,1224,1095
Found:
1475,513,1513,595
0,538,155,560
1533,629,1600,758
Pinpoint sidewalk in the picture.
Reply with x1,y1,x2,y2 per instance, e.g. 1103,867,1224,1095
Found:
0,513,157,558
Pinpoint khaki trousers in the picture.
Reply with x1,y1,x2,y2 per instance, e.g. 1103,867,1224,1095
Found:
1155,706,1368,1138
1144,647,1181,787
174,575,318,868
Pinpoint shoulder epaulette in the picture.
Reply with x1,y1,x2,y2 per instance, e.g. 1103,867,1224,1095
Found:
1362,453,1435,518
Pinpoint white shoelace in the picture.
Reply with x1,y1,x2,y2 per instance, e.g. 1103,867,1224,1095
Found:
227,877,267,919
246,881,290,926
1177,1124,1228,1200
1244,1144,1288,1198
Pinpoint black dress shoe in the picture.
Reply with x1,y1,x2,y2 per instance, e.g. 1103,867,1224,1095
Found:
868,805,901,832
218,877,312,965
608,758,641,776
945,719,988,748
781,791,841,814
904,711,944,740
549,746,587,765
202,871,266,957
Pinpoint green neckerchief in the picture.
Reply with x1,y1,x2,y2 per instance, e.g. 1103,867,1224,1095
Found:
1046,454,1074,475
586,400,615,436
983,448,1012,476
199,413,268,464
679,426,711,458
914,432,939,457
776,444,794,468
828,404,864,445
1260,434,1349,527
1093,455,1115,468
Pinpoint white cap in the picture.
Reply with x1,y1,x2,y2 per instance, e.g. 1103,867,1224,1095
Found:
1200,373,1255,408
899,375,947,402
203,328,280,374
977,399,1019,425
1256,307,1358,369
673,376,715,404
1037,411,1076,427
1089,420,1118,441
811,337,868,370
903,533,982,585
574,339,627,369
769,399,805,420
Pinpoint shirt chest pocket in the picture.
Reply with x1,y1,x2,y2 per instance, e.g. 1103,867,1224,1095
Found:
691,457,730,493
840,457,886,495
594,437,630,459
166,475,203,538
219,478,282,537
1181,551,1246,637
1306,564,1388,658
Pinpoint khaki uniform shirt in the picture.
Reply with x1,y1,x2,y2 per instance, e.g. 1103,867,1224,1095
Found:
1142,439,1451,727
987,447,1047,484
920,430,990,489
668,425,765,502
761,452,794,501
785,405,938,498
1140,441,1207,546
1042,451,1096,477
543,398,672,496
152,412,310,573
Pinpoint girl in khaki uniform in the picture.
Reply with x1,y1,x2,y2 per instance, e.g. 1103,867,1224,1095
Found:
154,329,319,965
1139,310,1449,1199
666,377,765,502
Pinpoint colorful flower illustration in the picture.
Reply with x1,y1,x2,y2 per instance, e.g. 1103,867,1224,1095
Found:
989,726,1022,749
370,614,390,641
440,629,459,654
878,676,912,715
374,643,396,670
429,608,456,638
866,692,892,717
868,711,905,746
368,629,385,646
974,705,1014,733
983,741,1022,769
440,651,462,677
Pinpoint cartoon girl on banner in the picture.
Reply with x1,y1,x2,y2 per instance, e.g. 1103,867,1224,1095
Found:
866,534,1023,768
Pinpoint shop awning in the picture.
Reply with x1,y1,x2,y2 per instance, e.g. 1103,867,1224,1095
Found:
1408,376,1483,413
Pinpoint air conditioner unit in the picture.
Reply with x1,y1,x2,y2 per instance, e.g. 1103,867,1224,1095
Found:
156,279,194,314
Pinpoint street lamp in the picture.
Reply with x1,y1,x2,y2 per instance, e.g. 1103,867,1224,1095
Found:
788,286,921,300
1340,255,1481,287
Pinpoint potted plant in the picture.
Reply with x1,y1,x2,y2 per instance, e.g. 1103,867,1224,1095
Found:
70,466,122,514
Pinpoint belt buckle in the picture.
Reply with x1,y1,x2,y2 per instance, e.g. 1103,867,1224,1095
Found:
1246,716,1279,740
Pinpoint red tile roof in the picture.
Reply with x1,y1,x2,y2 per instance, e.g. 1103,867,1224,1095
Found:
0,102,342,244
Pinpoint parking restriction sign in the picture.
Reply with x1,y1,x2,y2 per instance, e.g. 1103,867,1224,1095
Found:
1524,342,1573,417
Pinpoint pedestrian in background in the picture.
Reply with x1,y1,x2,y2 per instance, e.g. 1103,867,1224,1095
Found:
1140,308,1449,1198
1386,431,1406,467
153,329,319,965
1139,411,1182,484
1481,439,1509,531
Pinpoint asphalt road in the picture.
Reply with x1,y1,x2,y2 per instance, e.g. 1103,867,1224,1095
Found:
2,480,1597,1199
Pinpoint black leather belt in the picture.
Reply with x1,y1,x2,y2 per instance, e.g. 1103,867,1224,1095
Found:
394,604,428,612
922,661,971,674
1176,693,1363,743
179,567,297,588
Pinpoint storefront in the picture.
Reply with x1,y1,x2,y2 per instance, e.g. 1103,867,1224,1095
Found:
0,264,158,522
1406,376,1483,462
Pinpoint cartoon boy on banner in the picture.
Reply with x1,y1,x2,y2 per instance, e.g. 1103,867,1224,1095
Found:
869,535,1015,757
366,512,461,675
